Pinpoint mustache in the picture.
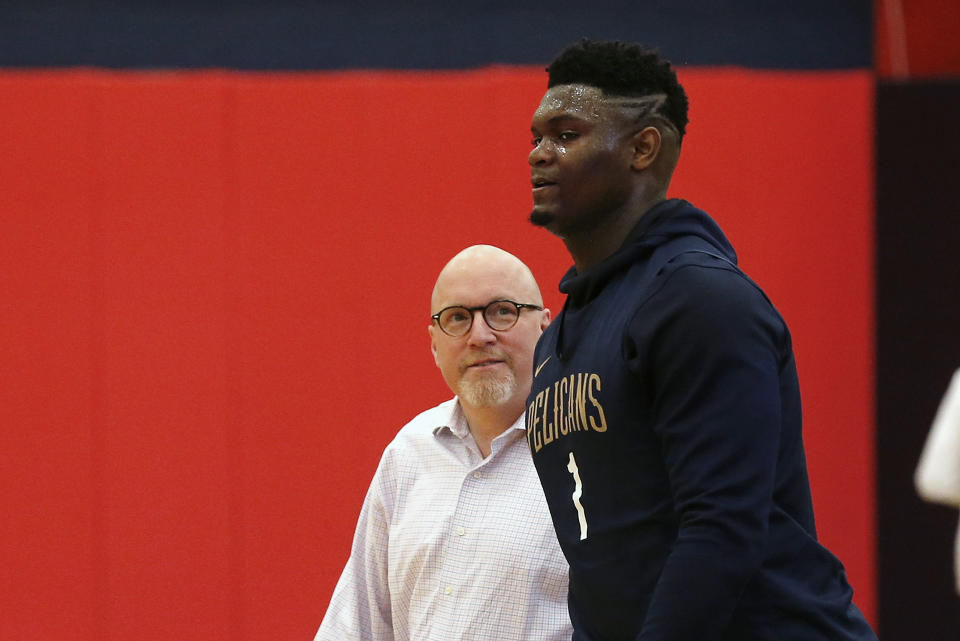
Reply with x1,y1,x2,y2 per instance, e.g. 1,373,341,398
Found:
460,351,510,370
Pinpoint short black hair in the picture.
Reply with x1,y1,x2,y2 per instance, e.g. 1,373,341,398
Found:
547,39,689,139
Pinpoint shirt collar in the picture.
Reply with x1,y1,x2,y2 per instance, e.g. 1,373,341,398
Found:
433,398,527,445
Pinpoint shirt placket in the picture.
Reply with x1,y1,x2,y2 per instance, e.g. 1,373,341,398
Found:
431,458,491,637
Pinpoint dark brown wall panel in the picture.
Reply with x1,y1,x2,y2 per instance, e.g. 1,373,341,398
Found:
876,80,960,640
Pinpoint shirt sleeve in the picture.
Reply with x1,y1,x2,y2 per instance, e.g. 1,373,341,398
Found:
914,368,960,595
314,450,396,641
915,367,960,506
630,263,787,641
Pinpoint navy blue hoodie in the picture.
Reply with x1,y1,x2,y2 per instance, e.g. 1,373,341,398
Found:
526,200,876,641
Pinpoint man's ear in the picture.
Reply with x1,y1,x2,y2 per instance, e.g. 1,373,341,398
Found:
540,308,552,331
631,126,662,171
428,324,440,366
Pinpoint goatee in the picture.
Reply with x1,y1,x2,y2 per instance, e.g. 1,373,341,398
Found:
529,210,554,227
459,372,516,407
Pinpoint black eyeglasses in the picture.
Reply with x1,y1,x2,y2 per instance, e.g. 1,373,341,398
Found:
431,299,543,337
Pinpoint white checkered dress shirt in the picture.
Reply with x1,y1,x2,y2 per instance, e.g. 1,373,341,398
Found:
314,398,572,641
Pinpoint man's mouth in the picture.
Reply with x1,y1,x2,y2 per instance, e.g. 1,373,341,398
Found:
465,357,505,371
531,177,556,191
468,358,502,368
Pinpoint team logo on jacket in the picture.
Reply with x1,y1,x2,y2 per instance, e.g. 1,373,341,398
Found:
527,372,607,452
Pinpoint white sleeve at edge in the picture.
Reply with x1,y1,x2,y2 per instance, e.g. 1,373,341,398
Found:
914,368,960,595
314,454,395,641
915,367,960,506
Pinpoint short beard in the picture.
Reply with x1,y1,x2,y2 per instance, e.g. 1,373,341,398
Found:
529,210,555,228
458,370,517,408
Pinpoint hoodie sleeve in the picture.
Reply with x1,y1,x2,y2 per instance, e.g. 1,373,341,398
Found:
629,259,787,641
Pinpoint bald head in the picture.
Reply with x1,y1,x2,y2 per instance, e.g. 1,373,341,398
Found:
431,245,543,312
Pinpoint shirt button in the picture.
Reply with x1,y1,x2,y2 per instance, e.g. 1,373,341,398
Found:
444,586,453,595
472,471,482,479
455,526,466,536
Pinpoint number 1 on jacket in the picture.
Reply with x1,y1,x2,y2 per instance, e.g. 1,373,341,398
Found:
567,451,588,540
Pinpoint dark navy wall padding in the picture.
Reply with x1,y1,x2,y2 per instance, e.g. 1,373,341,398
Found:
0,0,872,70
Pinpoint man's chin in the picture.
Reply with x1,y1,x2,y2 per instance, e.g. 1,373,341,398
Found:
529,210,555,228
458,375,516,408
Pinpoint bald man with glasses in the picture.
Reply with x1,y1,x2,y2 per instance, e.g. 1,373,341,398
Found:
315,245,571,641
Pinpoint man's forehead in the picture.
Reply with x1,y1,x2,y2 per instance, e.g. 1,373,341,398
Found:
432,263,533,308
532,85,673,136
535,84,607,120
534,84,659,127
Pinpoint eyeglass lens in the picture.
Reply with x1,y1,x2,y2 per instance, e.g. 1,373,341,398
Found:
439,301,521,336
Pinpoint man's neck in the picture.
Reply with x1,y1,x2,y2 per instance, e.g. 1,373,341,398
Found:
565,194,666,273
460,400,524,458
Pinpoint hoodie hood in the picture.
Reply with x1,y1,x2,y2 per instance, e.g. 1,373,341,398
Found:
558,199,737,307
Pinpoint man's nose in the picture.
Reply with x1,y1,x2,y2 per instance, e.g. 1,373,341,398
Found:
529,140,553,166
466,310,497,345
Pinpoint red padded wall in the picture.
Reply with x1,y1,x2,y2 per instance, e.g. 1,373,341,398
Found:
0,67,873,640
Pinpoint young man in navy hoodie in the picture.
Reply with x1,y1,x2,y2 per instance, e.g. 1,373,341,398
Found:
525,39,878,641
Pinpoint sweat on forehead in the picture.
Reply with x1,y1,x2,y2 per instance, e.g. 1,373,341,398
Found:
535,85,669,131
